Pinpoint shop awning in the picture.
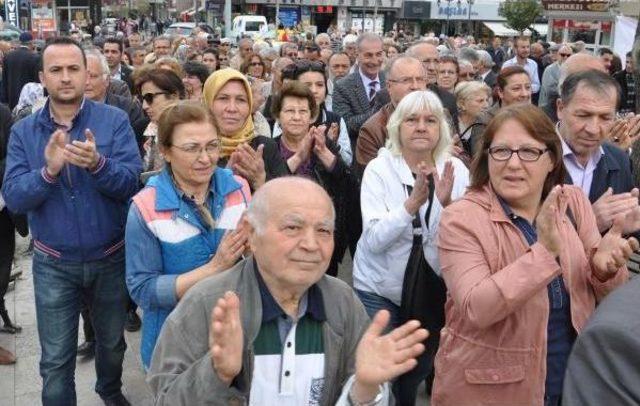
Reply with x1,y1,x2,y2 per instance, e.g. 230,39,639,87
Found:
483,22,547,37
483,22,522,37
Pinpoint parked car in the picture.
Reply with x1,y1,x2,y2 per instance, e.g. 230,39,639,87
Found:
165,22,215,37
230,15,268,42
0,23,21,41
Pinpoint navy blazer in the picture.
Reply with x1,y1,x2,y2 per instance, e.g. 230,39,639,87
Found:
564,142,634,203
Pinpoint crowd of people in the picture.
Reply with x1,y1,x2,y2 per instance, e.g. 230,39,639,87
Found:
0,22,640,406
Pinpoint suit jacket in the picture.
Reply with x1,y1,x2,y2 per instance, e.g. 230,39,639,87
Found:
564,142,634,204
1,47,40,110
483,70,498,90
356,102,394,168
332,70,385,143
563,277,640,405
105,91,144,125
119,64,134,92
109,79,132,100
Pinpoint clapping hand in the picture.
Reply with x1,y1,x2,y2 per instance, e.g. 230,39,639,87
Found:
433,160,455,207
610,114,640,150
592,188,640,233
209,228,248,275
327,122,339,142
44,129,67,177
228,143,267,189
64,129,101,171
210,291,244,386
592,214,640,281
286,126,316,173
404,162,431,215
536,185,567,257
351,310,428,403
312,125,336,169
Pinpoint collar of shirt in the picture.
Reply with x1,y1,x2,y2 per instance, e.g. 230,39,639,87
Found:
359,68,380,92
254,260,326,323
111,64,122,80
48,97,86,131
558,125,604,169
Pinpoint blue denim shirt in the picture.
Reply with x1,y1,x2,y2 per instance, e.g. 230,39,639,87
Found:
498,198,576,397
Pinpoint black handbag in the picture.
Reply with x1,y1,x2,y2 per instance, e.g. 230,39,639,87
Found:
399,177,447,332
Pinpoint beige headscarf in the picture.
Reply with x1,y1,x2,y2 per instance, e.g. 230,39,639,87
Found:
203,68,255,158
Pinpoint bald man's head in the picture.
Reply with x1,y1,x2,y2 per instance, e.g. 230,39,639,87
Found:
245,177,335,235
558,53,607,91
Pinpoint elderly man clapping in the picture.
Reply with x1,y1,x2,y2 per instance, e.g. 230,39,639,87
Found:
147,177,428,405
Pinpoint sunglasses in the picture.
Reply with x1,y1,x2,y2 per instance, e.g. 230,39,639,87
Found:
560,53,571,57
250,62,263,66
140,92,168,105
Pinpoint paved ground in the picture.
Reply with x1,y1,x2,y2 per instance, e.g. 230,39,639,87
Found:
0,235,428,405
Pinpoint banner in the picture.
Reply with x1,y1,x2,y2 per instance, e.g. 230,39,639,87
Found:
542,0,608,12
30,0,56,34
4,0,19,28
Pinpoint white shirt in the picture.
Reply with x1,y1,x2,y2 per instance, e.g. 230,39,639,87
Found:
359,68,381,100
110,64,123,81
560,136,604,196
352,148,470,305
502,57,541,94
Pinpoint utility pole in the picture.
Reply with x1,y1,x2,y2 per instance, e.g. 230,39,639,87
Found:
224,0,230,37
373,0,378,34
275,0,279,27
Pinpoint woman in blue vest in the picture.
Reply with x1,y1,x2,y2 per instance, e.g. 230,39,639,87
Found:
125,101,251,369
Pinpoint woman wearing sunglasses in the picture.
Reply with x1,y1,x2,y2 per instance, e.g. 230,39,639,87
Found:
241,54,266,80
125,101,251,370
432,104,637,406
203,68,288,191
135,68,186,173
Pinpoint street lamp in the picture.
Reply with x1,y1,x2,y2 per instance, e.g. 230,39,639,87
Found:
466,0,474,35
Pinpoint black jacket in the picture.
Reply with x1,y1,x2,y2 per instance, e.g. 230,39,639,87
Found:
1,47,40,110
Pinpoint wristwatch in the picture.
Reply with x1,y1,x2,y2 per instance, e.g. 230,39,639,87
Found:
348,385,384,406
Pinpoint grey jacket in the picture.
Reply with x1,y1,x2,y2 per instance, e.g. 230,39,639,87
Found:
563,277,640,405
147,257,377,405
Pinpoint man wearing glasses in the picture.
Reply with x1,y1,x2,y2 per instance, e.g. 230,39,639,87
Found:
356,56,427,168
2,37,142,406
540,44,573,121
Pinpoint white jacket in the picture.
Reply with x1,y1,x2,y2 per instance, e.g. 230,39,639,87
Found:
353,148,469,306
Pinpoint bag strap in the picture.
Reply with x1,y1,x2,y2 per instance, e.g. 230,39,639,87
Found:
404,174,436,238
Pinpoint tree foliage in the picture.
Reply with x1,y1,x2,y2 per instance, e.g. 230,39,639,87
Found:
498,0,543,34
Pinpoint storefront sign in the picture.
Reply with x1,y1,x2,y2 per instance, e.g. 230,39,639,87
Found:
429,1,504,21
403,1,430,19
279,8,299,27
542,0,608,12
30,0,56,33
205,0,224,15
4,0,19,28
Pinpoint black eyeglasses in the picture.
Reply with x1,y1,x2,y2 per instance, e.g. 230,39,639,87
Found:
250,62,264,66
488,146,549,162
559,53,571,57
140,92,168,105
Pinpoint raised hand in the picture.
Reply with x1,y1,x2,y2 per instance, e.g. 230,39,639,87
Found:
229,143,267,189
592,188,639,233
404,161,431,215
287,127,315,173
433,160,455,207
45,129,67,177
327,122,339,142
209,228,248,274
312,125,336,169
592,214,640,281
210,291,244,386
536,185,566,257
351,310,428,403
64,129,100,171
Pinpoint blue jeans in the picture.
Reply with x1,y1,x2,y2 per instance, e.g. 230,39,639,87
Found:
354,289,401,331
355,289,433,405
33,248,128,406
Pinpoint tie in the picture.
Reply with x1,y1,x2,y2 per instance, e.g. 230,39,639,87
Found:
369,80,378,106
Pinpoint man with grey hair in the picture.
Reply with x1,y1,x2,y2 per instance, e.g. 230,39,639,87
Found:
333,33,386,145
148,177,429,405
280,42,298,60
458,47,480,78
315,33,331,50
477,50,497,89
558,70,639,236
356,56,427,168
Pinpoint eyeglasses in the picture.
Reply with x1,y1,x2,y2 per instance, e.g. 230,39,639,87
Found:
250,62,264,66
388,76,427,86
460,72,476,79
559,53,571,57
140,92,168,105
488,146,549,162
171,141,220,157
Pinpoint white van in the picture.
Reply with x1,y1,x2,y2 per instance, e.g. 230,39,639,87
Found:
231,15,268,41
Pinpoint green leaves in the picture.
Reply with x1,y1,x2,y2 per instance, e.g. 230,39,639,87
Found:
498,0,543,34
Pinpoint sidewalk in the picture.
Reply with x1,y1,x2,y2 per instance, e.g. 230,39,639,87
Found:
0,235,153,406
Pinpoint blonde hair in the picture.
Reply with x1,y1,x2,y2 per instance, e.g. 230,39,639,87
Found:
454,81,491,109
386,90,452,162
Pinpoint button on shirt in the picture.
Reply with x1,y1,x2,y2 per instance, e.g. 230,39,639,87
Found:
502,57,541,93
560,136,604,196
359,68,380,101
250,266,327,406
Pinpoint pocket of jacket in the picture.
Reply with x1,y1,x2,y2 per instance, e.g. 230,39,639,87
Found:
464,365,525,385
